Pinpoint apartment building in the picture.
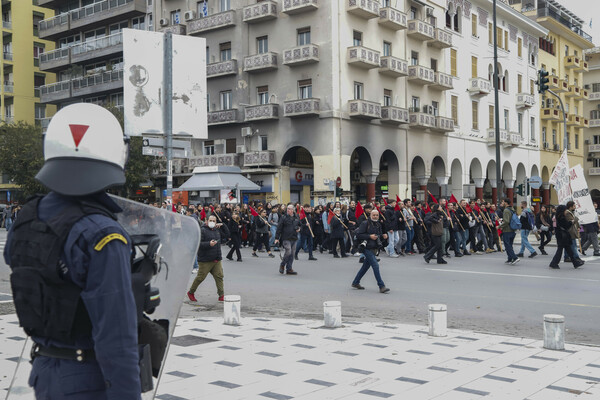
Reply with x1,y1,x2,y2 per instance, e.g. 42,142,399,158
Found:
511,0,594,205
583,47,600,202
36,0,154,126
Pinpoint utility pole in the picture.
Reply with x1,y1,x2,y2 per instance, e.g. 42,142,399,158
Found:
163,32,173,202
493,0,501,205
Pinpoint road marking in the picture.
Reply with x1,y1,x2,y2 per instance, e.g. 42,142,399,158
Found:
425,268,600,283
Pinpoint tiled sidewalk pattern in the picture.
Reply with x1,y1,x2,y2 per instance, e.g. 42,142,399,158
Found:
1,314,599,399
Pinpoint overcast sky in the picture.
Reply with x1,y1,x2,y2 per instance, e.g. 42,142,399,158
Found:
553,0,599,46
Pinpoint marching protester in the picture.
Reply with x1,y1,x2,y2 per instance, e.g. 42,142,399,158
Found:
499,198,520,265
252,209,275,258
423,204,446,264
313,205,325,253
275,204,301,275
295,204,317,261
536,205,553,255
329,207,348,258
268,206,280,251
564,201,582,263
517,201,538,258
550,204,585,269
384,200,400,258
225,211,243,262
351,209,390,293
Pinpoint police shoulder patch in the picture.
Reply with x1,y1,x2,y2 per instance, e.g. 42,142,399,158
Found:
94,233,128,251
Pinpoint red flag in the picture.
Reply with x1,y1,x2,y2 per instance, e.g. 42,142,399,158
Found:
396,195,401,203
250,206,259,217
474,204,481,213
383,197,388,206
296,204,301,214
449,194,458,204
200,208,206,220
394,202,400,211
355,202,364,219
466,205,473,213
327,210,335,224
429,192,438,204
423,202,431,214
299,207,306,220
375,204,382,215
210,205,215,213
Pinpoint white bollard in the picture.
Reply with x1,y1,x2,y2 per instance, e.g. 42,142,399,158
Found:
428,304,447,337
323,301,342,328
543,314,565,350
223,295,241,326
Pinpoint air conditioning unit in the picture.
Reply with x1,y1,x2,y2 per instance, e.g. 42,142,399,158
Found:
241,127,253,137
236,145,247,153
159,18,169,27
585,139,590,145
426,7,434,16
543,142,549,149
553,144,560,151
184,10,196,21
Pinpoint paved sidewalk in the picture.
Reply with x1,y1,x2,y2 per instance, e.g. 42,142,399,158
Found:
1,314,599,399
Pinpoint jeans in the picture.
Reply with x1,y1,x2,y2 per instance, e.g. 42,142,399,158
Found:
565,239,579,260
269,225,278,248
352,249,385,288
281,240,297,271
454,230,468,254
441,228,450,254
386,230,399,255
583,232,599,253
397,230,407,253
5,217,11,231
295,233,313,257
519,229,535,255
503,231,517,261
477,225,489,250
404,226,414,252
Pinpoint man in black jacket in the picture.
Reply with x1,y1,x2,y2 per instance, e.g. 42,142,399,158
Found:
384,201,399,257
423,205,446,264
295,204,317,261
351,209,390,293
188,214,230,302
275,204,301,275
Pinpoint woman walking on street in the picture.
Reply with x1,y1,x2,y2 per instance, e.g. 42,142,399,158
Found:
536,205,552,255
252,209,275,258
226,212,243,262
549,205,584,269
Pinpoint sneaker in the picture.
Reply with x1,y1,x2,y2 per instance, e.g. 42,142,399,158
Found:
226,256,233,261
505,259,512,264
564,257,572,263
485,249,494,253
444,253,451,258
309,257,318,261
475,251,484,255
573,259,585,269
353,252,361,257
470,249,475,253
423,256,430,264
528,252,538,258
594,252,600,257
379,287,390,294
187,291,197,302
454,253,463,257
286,269,298,275
437,260,448,264
218,295,224,301
237,259,243,262
352,283,365,290
279,265,284,274
384,248,390,255
511,258,520,265
540,249,548,255
549,264,560,269
390,253,399,258
252,252,258,257
516,253,524,258
268,253,275,258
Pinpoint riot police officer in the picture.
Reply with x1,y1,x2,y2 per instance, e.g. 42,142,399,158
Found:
4,103,141,399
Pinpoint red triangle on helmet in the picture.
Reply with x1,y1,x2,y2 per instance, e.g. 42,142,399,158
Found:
69,124,89,148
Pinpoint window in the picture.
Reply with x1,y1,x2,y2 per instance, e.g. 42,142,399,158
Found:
257,36,268,53
353,31,362,46
298,79,312,99
382,0,390,6
517,74,522,93
297,27,311,46
197,1,208,17
504,109,509,130
34,104,46,120
504,31,508,51
518,37,522,57
257,86,269,104
472,13,477,36
226,138,236,154
146,13,153,30
383,41,391,57
170,9,181,25
530,79,534,95
542,127,547,144
450,48,457,76
206,46,209,64
411,51,419,66
220,42,231,61
594,159,600,168
471,56,477,78
552,129,557,145
33,43,45,58
219,91,232,110
489,105,495,128
517,113,523,135
593,83,600,93
110,93,123,107
353,82,363,100
565,45,569,57
383,89,392,106
430,58,437,72
59,34,81,48
411,96,420,111
203,140,215,155
131,16,145,30
259,135,268,151
220,0,230,12
488,23,493,45
575,133,579,149
594,135,600,145
410,6,417,19
497,27,503,48
567,131,570,150
452,10,460,33
451,95,458,124
472,101,478,130
84,28,106,41
431,101,439,116
530,117,535,141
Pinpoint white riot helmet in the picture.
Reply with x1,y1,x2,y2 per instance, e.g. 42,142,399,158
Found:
36,103,128,196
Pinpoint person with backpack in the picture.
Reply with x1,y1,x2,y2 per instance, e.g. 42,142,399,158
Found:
550,205,585,269
517,201,538,258
499,198,520,265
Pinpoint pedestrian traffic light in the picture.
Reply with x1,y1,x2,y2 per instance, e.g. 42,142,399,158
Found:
537,68,549,94
335,186,342,198
516,184,524,196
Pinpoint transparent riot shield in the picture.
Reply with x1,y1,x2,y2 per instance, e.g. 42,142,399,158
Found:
6,196,200,399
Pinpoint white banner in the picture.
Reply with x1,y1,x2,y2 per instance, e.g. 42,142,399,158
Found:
549,149,572,205
220,189,238,204
569,164,597,225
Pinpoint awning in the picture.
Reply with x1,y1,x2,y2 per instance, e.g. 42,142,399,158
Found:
178,166,260,191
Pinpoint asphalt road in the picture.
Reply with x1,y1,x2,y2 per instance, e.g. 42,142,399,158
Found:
1,229,599,345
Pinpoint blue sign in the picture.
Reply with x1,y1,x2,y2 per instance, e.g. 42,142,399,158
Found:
202,0,208,16
6,191,10,203
162,189,167,198
174,12,180,24
243,195,249,204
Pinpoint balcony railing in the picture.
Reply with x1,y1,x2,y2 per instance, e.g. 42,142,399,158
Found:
581,118,589,128
407,19,434,40
207,59,238,78
39,13,68,36
588,144,600,153
243,52,278,73
208,109,239,125
71,32,123,58
3,52,12,61
283,98,320,117
432,116,455,133
69,0,141,25
159,24,186,35
407,65,434,85
283,44,319,66
507,133,522,146
243,0,277,23
588,91,600,101
582,89,589,100
516,93,535,108
3,116,14,124
3,81,13,93
589,168,600,176
348,99,381,119
188,154,241,168
468,77,491,95
567,114,581,126
429,71,453,91
409,110,436,129
244,150,276,167
187,10,236,35
71,69,123,92
282,0,318,15
39,47,70,70
487,128,508,146
2,20,11,29
566,85,582,99
380,106,408,124
40,80,72,103
347,0,379,19
537,7,593,43
379,7,407,30
541,106,561,120
245,104,279,121
379,56,408,78
347,46,380,69
428,28,452,49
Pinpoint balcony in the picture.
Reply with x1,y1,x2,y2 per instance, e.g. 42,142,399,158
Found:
507,133,522,147
346,0,379,19
69,0,146,31
428,28,452,49
245,104,279,121
589,168,600,176
588,144,600,153
468,77,491,95
283,44,319,66
3,81,13,93
582,89,589,100
567,114,582,126
243,0,278,23
380,106,408,124
486,129,508,146
207,59,238,78
409,110,436,129
516,93,535,108
243,52,278,73
282,0,318,15
429,71,453,91
566,85,582,99
71,69,123,97
590,118,600,128
589,91,600,101
564,56,588,72
407,19,434,41
40,81,71,103
244,150,276,167
581,118,589,128
432,116,455,133
38,13,69,40
207,109,239,125
2,20,11,29
187,10,236,35
535,7,593,43
348,99,381,120
407,65,434,85
3,51,12,61
71,32,123,65
188,154,241,168
159,24,186,35
39,47,70,71
379,56,408,78
378,7,407,30
347,46,380,69
541,106,561,121
283,98,320,118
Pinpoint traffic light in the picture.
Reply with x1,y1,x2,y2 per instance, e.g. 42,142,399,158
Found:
537,68,549,94
335,186,342,198
515,184,524,196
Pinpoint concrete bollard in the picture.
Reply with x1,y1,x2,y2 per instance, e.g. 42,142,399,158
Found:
543,314,565,350
224,295,241,326
323,301,342,328
428,304,447,337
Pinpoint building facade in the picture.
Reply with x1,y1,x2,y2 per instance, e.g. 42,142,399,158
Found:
583,47,600,202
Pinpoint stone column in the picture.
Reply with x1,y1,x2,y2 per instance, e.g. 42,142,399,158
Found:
473,178,485,201
366,173,378,203
489,179,497,204
532,188,540,213
505,180,515,205
436,176,449,199
542,183,550,206
418,176,430,192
